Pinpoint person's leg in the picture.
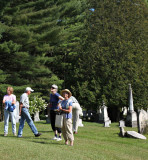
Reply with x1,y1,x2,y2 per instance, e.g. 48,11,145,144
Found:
22,108,38,135
64,118,74,146
56,127,62,141
62,116,68,144
18,112,25,137
10,111,16,135
50,110,57,138
4,110,9,136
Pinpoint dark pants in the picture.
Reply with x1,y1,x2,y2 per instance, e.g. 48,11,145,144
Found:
50,110,61,133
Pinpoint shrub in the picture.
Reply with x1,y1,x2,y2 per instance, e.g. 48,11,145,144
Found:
29,96,47,115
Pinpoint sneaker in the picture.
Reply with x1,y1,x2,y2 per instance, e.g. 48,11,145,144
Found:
35,133,42,137
17,136,23,138
74,131,78,134
4,133,7,137
56,137,62,141
51,136,58,140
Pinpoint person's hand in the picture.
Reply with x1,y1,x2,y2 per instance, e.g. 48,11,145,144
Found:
19,112,21,116
59,107,63,111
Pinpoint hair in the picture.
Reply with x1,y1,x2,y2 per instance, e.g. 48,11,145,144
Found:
7,86,14,94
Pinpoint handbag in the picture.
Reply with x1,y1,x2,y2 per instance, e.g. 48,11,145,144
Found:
55,113,63,128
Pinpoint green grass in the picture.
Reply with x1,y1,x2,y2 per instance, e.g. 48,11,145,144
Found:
0,121,148,160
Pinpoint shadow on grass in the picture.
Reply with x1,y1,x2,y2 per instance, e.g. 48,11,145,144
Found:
38,130,53,133
32,140,65,145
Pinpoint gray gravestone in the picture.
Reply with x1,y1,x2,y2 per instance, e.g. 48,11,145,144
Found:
99,102,111,125
138,109,148,134
119,120,125,127
119,127,126,137
126,131,147,140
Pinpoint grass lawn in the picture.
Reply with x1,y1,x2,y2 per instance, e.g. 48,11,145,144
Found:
0,121,148,160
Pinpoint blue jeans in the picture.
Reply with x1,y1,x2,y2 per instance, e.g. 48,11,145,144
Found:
4,109,16,134
18,108,38,137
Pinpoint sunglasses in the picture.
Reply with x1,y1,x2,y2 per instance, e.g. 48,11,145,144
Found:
51,87,55,89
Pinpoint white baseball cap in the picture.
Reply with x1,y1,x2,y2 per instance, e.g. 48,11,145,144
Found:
26,87,34,92
51,84,58,89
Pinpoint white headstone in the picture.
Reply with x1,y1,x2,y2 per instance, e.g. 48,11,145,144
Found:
15,101,20,123
119,120,125,127
122,107,127,116
34,111,40,122
126,131,147,140
99,102,111,124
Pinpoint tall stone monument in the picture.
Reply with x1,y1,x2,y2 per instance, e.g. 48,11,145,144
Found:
126,84,137,127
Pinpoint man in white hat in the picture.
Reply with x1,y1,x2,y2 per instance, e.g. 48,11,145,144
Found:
18,87,41,137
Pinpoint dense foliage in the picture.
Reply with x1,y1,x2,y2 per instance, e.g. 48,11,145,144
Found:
0,0,148,121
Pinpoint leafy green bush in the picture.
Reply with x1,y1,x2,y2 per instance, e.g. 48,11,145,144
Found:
29,96,47,115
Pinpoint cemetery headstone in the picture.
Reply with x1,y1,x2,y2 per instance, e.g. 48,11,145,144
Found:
119,127,147,140
119,120,125,127
78,118,84,127
137,109,148,134
34,111,40,122
15,101,20,123
98,101,111,126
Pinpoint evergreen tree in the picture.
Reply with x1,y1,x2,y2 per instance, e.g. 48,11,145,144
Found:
75,0,148,120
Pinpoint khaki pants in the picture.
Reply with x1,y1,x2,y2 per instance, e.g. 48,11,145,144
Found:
62,116,74,142
72,103,83,132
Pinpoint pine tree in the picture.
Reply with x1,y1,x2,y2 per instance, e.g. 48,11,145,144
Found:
75,0,148,119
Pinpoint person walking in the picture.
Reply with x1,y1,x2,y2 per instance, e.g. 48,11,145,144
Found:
49,84,64,141
17,87,41,137
69,96,83,134
59,89,74,146
3,86,17,136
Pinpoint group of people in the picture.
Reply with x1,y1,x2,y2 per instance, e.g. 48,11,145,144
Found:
2,85,83,146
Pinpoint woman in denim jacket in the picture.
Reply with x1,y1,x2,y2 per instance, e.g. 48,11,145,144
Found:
2,87,16,136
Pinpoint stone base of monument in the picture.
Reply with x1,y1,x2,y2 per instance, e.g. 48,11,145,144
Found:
78,118,84,127
104,120,111,127
34,111,40,122
119,127,146,140
126,111,137,127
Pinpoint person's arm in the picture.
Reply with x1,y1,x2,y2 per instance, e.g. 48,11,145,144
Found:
2,96,6,104
59,96,64,101
12,95,16,105
60,105,72,113
2,97,6,109
19,103,23,116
